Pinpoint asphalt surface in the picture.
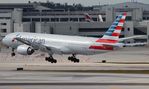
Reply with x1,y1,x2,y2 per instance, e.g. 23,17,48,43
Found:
0,47,149,89
1,62,149,71
0,71,149,89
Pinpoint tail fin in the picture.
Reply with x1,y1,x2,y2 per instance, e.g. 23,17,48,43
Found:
84,13,94,22
96,12,127,43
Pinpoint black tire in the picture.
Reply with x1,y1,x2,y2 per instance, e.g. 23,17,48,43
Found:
76,59,79,63
53,59,57,63
47,59,52,63
45,57,49,61
71,58,75,62
73,59,79,63
11,53,15,57
68,57,72,60
74,59,79,63
74,60,77,63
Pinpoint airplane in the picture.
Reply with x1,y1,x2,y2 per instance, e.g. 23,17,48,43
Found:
84,12,103,22
2,12,141,63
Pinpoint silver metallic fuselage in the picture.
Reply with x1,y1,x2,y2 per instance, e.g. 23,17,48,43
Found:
2,32,110,55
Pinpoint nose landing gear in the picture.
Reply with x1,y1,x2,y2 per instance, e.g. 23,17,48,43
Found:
11,48,15,57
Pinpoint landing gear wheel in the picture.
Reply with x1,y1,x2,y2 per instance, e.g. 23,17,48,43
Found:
76,59,79,63
45,57,49,61
45,56,57,63
11,52,15,57
68,57,71,60
68,54,80,63
74,59,79,63
51,61,54,63
53,59,57,63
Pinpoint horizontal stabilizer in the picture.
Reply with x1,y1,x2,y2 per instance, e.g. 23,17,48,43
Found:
119,35,147,41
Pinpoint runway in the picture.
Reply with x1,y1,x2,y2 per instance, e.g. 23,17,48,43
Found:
1,85,149,89
0,71,149,89
1,62,149,71
0,65,149,89
0,47,149,89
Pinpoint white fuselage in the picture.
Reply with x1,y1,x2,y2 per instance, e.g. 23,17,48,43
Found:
2,32,112,55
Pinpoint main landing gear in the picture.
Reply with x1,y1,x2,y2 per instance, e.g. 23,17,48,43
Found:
45,55,57,63
11,48,16,57
68,54,79,63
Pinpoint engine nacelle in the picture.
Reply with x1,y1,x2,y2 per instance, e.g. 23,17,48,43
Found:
17,45,34,55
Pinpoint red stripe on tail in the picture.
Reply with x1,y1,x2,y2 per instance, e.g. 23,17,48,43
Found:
119,19,125,23
115,26,122,30
111,33,120,36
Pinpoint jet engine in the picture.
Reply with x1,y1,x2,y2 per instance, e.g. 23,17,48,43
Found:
17,45,34,55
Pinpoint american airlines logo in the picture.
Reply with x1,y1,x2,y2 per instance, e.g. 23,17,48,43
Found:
15,34,46,44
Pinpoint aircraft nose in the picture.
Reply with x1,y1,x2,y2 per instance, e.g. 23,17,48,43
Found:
2,36,8,46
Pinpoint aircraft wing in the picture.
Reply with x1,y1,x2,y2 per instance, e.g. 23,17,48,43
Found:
15,37,63,54
119,35,146,41
15,37,40,50
101,42,147,48
124,42,147,47
100,43,124,48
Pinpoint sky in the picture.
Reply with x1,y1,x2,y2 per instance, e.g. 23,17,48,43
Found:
0,0,148,6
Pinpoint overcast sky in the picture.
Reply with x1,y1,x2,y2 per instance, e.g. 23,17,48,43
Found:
0,0,148,6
